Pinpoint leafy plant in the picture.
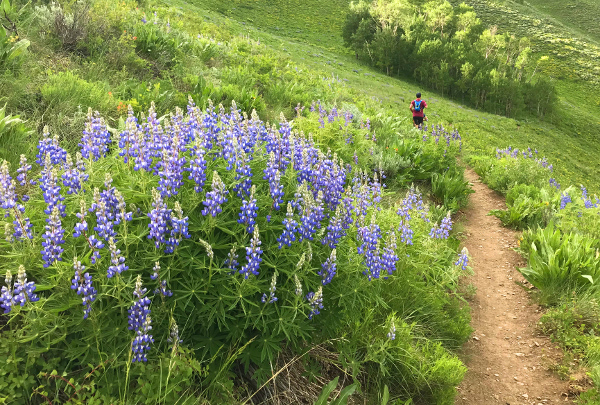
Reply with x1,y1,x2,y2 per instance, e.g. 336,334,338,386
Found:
489,183,554,229
431,168,473,213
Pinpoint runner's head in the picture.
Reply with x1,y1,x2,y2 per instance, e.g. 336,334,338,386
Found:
416,92,421,99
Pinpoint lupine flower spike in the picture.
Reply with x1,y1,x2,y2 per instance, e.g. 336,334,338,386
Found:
71,258,96,319
261,273,278,303
128,275,153,363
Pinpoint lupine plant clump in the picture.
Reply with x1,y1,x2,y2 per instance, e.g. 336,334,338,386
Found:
0,99,466,402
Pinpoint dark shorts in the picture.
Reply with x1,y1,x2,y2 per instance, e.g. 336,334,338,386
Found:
413,116,424,125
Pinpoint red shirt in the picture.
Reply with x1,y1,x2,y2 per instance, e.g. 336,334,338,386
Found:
411,99,427,117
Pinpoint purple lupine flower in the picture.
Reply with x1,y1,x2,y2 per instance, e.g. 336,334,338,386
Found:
321,205,345,249
11,265,39,308
387,319,396,340
264,153,284,210
238,185,258,234
240,226,263,279
201,171,228,217
306,287,323,320
0,270,13,313
318,249,337,286
430,213,452,239
358,215,382,280
16,155,31,186
166,201,190,253
114,190,133,225
92,191,116,241
549,178,560,190
41,206,65,268
353,151,358,166
148,188,171,249
381,231,399,276
155,279,173,297
261,273,278,304
224,246,239,273
0,161,32,241
398,219,414,245
455,247,469,270
128,275,153,363
107,238,128,278
158,130,186,198
88,234,105,264
119,106,139,163
74,199,88,238
277,202,297,248
41,167,66,218
79,109,111,161
560,193,572,210
71,258,96,319
36,127,67,165
187,141,207,193
141,14,147,23
62,153,88,195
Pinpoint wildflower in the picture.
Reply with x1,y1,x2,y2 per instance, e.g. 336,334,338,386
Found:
79,110,111,161
166,202,190,253
36,127,67,165
381,231,399,276
560,193,572,210
88,234,105,264
224,246,238,272
114,190,133,225
16,155,31,186
128,275,153,362
187,142,207,193
549,178,560,190
261,273,278,303
71,258,96,319
148,188,171,249
455,247,469,270
0,270,13,313
318,249,337,285
41,167,66,218
107,238,128,278
1,267,39,314
167,321,183,349
240,226,263,279
294,274,302,296
306,287,323,320
387,319,396,340
358,214,382,280
199,238,214,259
430,213,452,239
238,185,259,234
74,199,88,238
41,207,65,268
201,171,228,217
277,202,297,248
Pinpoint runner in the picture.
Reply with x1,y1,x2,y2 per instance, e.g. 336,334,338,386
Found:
409,92,427,128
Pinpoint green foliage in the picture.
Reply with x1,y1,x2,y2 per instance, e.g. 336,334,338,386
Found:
431,167,473,213
0,26,29,70
474,154,550,195
489,184,554,229
342,0,556,118
0,104,33,165
518,225,600,304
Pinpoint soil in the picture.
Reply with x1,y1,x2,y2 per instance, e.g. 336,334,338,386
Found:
456,168,574,405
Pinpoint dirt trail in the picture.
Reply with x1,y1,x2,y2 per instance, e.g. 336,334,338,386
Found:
456,168,572,405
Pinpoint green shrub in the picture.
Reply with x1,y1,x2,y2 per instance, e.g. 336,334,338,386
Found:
431,167,473,213
519,225,600,304
480,154,550,195
0,104,33,165
0,26,29,71
489,184,554,229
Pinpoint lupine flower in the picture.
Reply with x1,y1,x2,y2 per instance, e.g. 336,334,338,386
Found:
107,238,128,278
16,155,31,186
41,206,65,268
41,167,66,218
148,188,171,249
455,247,469,270
199,238,214,260
261,273,278,303
294,274,302,296
155,279,173,297
80,109,111,161
381,231,399,276
202,171,228,217
166,202,190,253
387,319,396,340
238,185,258,234
560,193,572,210
318,249,337,285
224,246,238,273
549,178,560,190
240,226,262,279
358,214,382,280
128,275,153,363
277,202,297,248
187,142,207,193
0,270,13,313
158,130,186,198
88,234,105,264
36,127,67,165
0,161,32,240
114,190,133,225
430,213,452,239
167,321,183,349
11,265,39,308
306,287,323,320
71,258,96,319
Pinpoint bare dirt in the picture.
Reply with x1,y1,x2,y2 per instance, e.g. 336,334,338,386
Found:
456,168,574,405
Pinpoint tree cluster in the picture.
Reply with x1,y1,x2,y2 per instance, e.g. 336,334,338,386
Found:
343,0,556,118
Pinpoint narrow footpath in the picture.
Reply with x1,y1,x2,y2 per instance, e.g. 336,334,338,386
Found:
456,168,573,405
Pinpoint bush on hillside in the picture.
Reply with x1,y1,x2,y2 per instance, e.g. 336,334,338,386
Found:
0,99,471,403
